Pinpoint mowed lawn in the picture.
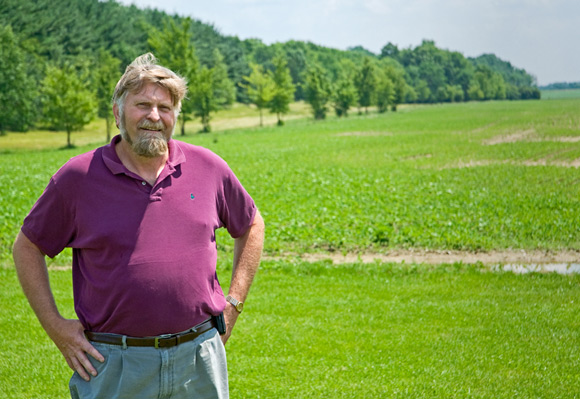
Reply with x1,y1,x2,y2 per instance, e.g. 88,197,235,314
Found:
1,261,579,398
1,99,579,397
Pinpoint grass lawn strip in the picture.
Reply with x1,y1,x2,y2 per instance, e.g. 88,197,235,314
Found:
1,262,579,398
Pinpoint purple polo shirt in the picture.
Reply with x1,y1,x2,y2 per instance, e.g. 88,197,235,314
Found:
22,135,256,337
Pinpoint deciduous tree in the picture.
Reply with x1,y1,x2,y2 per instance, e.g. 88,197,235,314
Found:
241,63,275,126
41,63,96,147
331,60,358,117
192,67,217,133
268,53,295,125
148,18,198,135
304,63,331,120
93,48,121,142
355,58,377,113
376,72,394,113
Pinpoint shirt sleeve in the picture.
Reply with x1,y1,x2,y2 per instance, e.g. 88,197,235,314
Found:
217,166,256,239
21,177,76,258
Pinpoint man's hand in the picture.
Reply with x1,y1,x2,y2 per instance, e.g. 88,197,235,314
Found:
220,303,240,345
12,231,103,381
47,318,104,381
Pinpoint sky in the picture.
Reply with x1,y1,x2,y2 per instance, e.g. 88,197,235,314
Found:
116,0,580,86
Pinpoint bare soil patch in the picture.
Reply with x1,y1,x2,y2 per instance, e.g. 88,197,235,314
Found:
483,129,536,145
483,130,580,146
268,249,580,266
440,159,580,169
403,153,432,161
336,131,392,137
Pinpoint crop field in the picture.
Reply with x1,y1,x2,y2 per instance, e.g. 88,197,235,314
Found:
540,88,580,100
4,99,580,265
1,99,579,398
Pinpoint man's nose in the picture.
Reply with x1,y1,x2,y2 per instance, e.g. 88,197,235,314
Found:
148,106,161,121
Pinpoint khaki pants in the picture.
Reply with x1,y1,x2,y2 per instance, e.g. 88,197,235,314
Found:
69,329,228,399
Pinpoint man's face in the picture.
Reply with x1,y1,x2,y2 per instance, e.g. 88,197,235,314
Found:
114,82,176,158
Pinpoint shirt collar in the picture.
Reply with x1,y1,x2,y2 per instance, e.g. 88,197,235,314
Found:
102,135,186,176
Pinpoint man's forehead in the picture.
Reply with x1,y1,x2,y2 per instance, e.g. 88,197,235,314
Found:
129,82,173,102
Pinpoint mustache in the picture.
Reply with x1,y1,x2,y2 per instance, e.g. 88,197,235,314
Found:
138,120,165,131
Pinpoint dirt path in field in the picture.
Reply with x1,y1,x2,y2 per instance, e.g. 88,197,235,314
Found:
266,249,580,266
43,250,579,273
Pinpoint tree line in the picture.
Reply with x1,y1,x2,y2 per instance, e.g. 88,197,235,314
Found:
0,0,541,138
539,82,580,90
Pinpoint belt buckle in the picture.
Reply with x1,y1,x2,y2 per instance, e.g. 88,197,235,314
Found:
154,334,176,349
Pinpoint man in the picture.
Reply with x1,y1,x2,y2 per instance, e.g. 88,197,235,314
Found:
12,53,264,398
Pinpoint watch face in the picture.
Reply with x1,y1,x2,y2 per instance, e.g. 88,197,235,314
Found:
236,303,244,312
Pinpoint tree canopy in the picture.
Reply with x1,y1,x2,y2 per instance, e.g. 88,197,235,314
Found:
41,63,96,147
0,0,542,132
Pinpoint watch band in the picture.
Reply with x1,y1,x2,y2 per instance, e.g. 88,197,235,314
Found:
226,295,244,313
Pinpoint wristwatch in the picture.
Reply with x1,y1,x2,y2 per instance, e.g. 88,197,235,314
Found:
226,295,244,313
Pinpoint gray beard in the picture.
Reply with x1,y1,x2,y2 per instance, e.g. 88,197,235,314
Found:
119,120,171,158
130,133,168,158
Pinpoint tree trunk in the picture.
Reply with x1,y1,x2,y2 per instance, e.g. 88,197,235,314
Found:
105,115,111,142
201,114,211,133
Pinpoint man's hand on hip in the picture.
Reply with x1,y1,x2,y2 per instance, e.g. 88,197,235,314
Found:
48,318,104,381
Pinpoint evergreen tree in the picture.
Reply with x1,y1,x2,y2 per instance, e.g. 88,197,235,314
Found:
93,48,121,142
241,63,275,127
209,48,236,109
304,63,331,120
41,63,96,147
268,53,295,126
0,25,36,134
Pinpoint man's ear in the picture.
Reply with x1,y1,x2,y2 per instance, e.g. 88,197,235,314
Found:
113,103,120,128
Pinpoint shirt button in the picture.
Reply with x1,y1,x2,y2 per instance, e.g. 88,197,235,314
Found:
142,181,147,186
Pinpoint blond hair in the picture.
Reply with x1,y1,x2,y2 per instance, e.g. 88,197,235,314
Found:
112,53,187,116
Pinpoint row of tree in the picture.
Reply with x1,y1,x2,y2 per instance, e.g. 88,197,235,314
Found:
539,82,580,90
0,0,541,138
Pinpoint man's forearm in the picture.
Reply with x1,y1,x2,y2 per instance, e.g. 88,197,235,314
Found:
12,230,64,333
12,230,104,380
229,209,265,302
221,210,264,344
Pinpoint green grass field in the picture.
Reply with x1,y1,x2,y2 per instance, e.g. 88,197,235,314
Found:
4,98,579,265
1,262,579,398
1,99,579,397
540,88,580,100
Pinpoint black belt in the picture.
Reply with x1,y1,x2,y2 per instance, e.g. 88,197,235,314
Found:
85,318,216,349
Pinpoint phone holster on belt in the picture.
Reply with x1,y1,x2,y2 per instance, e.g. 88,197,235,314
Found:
213,312,227,335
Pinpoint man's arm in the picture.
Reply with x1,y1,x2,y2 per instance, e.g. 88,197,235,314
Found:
222,209,265,344
12,231,103,381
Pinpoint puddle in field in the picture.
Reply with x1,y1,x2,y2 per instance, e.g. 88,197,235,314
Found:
494,263,580,275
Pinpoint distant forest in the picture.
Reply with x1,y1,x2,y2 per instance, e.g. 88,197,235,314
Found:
1,0,541,133
539,82,580,90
